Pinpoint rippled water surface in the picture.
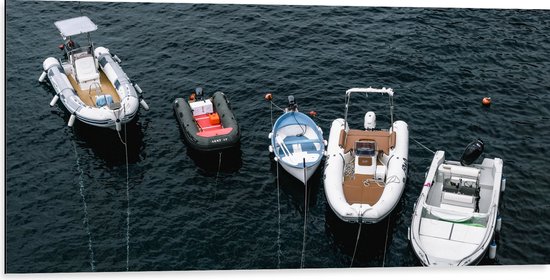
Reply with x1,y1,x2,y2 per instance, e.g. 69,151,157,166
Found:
5,0,550,273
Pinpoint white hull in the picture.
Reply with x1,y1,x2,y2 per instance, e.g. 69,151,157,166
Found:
280,161,319,185
42,47,141,130
324,118,409,224
409,151,503,266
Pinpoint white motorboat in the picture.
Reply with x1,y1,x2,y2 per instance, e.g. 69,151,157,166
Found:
39,16,149,131
324,87,409,224
269,96,326,184
409,140,504,266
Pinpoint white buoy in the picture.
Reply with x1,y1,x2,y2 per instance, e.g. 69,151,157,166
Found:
50,94,59,106
38,71,47,83
269,145,273,153
501,178,506,192
274,157,278,162
133,83,143,94
496,215,502,233
113,54,122,63
116,120,122,131
68,114,76,127
489,240,497,260
407,227,411,241
268,132,273,139
139,99,150,111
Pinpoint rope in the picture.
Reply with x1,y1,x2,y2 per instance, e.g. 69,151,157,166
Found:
72,140,96,272
272,101,282,268
410,136,435,154
215,151,222,186
270,101,286,112
382,215,391,267
116,101,130,271
350,223,362,267
300,158,308,268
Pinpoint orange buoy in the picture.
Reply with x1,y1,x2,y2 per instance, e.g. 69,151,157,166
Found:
189,92,196,101
482,97,491,106
308,111,318,117
264,93,273,101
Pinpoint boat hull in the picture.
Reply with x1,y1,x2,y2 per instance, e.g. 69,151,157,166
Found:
409,151,503,266
323,118,409,224
42,46,140,129
174,91,240,151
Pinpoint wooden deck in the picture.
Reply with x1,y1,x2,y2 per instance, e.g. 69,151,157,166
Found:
67,70,120,107
339,129,396,155
343,173,385,205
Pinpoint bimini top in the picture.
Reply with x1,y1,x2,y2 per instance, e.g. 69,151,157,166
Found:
54,16,97,38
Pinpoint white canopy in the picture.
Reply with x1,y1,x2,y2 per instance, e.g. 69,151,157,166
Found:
54,16,97,38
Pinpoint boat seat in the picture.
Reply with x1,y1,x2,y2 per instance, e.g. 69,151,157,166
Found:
440,192,475,213
74,55,99,83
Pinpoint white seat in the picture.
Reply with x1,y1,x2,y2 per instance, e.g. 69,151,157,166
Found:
74,56,99,83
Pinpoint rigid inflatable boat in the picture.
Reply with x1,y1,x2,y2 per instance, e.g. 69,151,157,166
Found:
409,140,504,266
324,87,409,224
174,88,240,151
268,96,326,184
39,16,149,131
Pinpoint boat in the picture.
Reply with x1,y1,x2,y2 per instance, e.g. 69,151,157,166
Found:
268,96,326,184
409,140,504,266
39,16,149,131
173,88,240,151
324,87,409,224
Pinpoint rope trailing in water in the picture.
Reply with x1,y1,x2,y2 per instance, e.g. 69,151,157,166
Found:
116,103,130,271
350,223,362,267
382,215,391,267
410,136,435,154
215,152,222,186
271,100,282,268
72,139,96,272
300,158,308,268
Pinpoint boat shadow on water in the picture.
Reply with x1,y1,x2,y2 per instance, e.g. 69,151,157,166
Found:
269,157,322,209
70,116,145,166
324,200,403,267
185,144,243,174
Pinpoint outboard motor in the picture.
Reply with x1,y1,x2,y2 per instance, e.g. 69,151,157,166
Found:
195,87,204,101
460,139,484,166
287,95,297,111
364,111,376,130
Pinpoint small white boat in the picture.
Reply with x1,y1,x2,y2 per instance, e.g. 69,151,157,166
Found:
39,16,149,131
409,140,504,266
269,96,326,184
324,87,409,224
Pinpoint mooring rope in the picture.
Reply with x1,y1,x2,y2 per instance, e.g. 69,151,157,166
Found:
382,215,391,267
350,223,362,267
410,136,435,154
300,159,308,268
270,100,282,268
215,151,222,186
116,104,130,271
72,140,96,272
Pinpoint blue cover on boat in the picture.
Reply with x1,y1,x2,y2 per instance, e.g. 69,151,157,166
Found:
96,95,113,107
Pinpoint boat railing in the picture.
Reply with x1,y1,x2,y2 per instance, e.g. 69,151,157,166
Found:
457,204,498,265
422,204,489,225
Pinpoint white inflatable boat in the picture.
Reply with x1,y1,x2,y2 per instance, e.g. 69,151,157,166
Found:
409,141,504,266
39,16,149,131
324,87,409,224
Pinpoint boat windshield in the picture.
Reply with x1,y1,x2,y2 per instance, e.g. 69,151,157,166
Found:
421,204,489,226
355,141,376,157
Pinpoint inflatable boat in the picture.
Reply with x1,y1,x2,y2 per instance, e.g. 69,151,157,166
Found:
324,87,409,224
173,88,240,151
268,96,326,184
39,16,149,131
409,140,504,266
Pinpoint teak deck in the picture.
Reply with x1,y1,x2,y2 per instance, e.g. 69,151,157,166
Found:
68,70,120,107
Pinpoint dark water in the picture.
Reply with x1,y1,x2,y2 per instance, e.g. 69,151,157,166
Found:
5,0,550,273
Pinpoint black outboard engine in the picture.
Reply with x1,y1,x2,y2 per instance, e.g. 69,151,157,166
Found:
287,95,297,111
460,139,484,166
195,87,204,101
